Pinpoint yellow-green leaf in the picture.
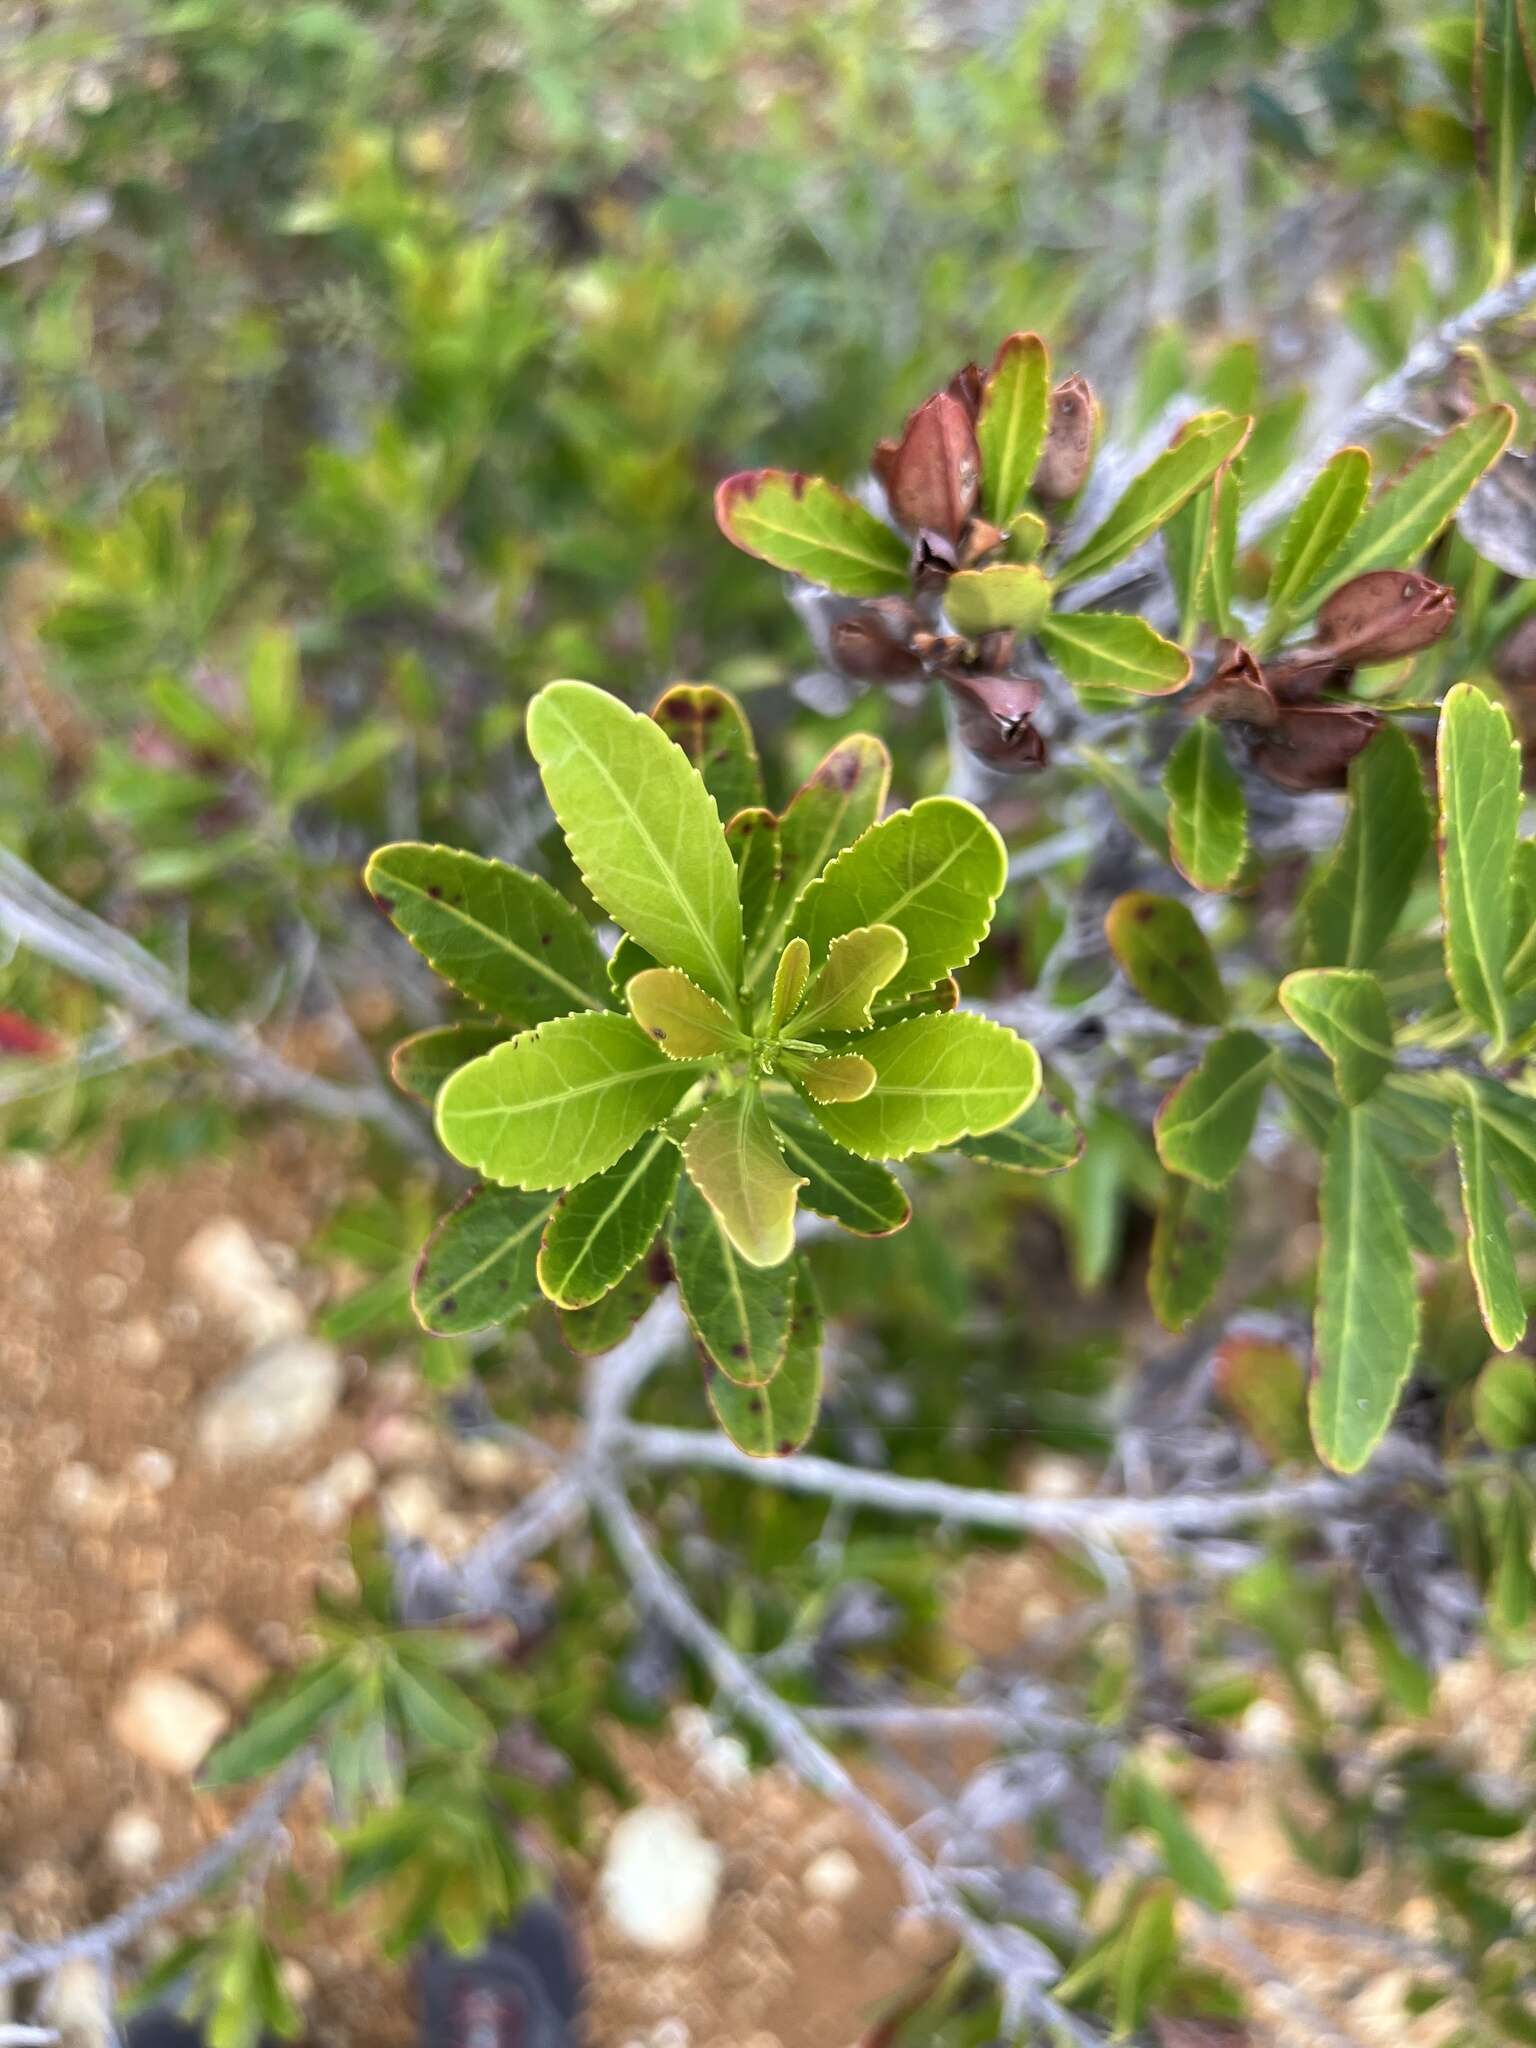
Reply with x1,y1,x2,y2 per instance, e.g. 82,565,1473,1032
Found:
955,1093,1085,1174
627,968,743,1060
683,1087,805,1268
706,1259,823,1455
1261,444,1371,643
668,1171,793,1383
412,1186,554,1335
772,1106,912,1235
1104,893,1228,1025
1056,411,1252,586
792,924,908,1034
977,330,1051,524
651,683,764,822
1279,969,1394,1106
944,563,1051,636
768,938,811,1034
536,1132,679,1310
786,1051,876,1104
1453,1083,1528,1351
748,735,891,987
1155,1029,1272,1187
805,1012,1040,1160
1474,1353,1536,1448
1039,610,1192,696
1149,1174,1231,1332
1305,723,1431,969
1438,681,1521,1051
1164,721,1247,892
714,469,910,597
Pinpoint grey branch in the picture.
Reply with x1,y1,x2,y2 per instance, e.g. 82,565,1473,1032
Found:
0,848,432,1160
0,1756,314,1993
1241,259,1536,545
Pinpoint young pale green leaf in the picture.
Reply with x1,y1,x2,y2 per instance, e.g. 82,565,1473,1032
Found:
792,924,908,1034
714,469,910,597
726,807,781,955
1438,682,1521,1051
626,968,743,1060
1453,1087,1528,1351
749,735,891,985
1038,611,1192,696
1474,1354,1536,1448
768,938,811,1034
1304,723,1431,969
1311,1105,1420,1472
943,563,1051,637
805,1013,1040,1161
437,1013,695,1191
650,683,764,823
1055,411,1252,587
1077,744,1170,859
527,680,742,1009
1261,445,1371,640
706,1261,823,1456
536,1132,679,1310
1004,509,1049,560
955,1093,1085,1174
1312,407,1517,601
977,330,1051,524
772,1105,911,1234
365,844,607,1025
789,798,1005,1000
1164,721,1247,892
683,1087,805,1269
1154,1029,1272,1187
557,1254,663,1358
1279,969,1394,1106
412,1185,554,1334
668,1171,794,1383
785,1050,876,1104
1104,893,1228,1026
202,1654,355,1786
391,1024,505,1108
1149,1174,1231,1332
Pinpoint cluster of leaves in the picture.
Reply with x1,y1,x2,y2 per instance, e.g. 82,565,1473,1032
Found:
368,679,1083,1451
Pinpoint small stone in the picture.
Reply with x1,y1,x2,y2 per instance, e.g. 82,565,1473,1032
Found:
598,1803,723,1955
109,1670,230,1775
300,1449,377,1529
365,1412,440,1471
127,1447,176,1494
196,1336,342,1467
40,1956,116,2047
1023,1452,1091,1499
169,1618,270,1705
179,1217,305,1347
380,1472,446,1542
103,1806,163,1875
50,1462,128,1531
673,1707,751,1793
452,1437,523,1490
801,1847,860,1905
279,1959,315,2009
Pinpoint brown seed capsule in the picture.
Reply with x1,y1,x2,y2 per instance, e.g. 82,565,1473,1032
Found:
942,670,1047,772
1032,374,1095,505
960,518,1006,567
1261,648,1351,705
831,600,924,682
1249,704,1380,791
887,392,981,542
1315,570,1457,663
1188,639,1278,728
945,361,986,423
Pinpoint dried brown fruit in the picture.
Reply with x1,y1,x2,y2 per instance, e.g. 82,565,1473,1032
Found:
1250,703,1380,791
831,599,925,682
941,670,1047,772
886,393,981,542
1188,640,1278,728
1031,374,1095,505
944,361,985,423
1316,569,1456,663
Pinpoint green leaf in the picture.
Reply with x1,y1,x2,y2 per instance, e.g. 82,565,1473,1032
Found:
1214,1334,1314,1463
1474,1354,1536,1448
650,683,764,822
527,680,742,1009
536,1132,679,1310
749,736,891,984
727,807,782,956
1076,743,1170,859
1311,1105,1420,1472
437,1013,695,1191
202,1655,355,1786
1164,721,1247,892
1475,0,1536,279
1314,407,1517,600
1305,723,1431,969
977,329,1051,524
626,968,743,1060
768,938,811,1034
386,1660,493,1754
1466,1078,1536,1214
365,843,607,1026
772,1105,911,1234
1453,1086,1528,1350
706,1260,824,1455
789,798,1005,1001
956,1092,1085,1174
1056,411,1252,586
1261,444,1371,640
246,625,299,750
714,469,910,597
606,933,657,1000
668,1171,794,1383
683,1087,805,1269
1149,1174,1230,1331
1155,1029,1272,1187
390,1024,505,1107
785,1050,875,1103
792,924,908,1033
1163,478,1219,645
1279,969,1394,1106
557,1255,663,1357
944,563,1051,636
1122,1773,1233,1911
1493,1483,1536,1634
1038,611,1192,696
1104,893,1228,1025
1115,1886,1179,2035
1439,682,1522,1051
413,1186,553,1334
805,1012,1040,1160
1504,841,1536,993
